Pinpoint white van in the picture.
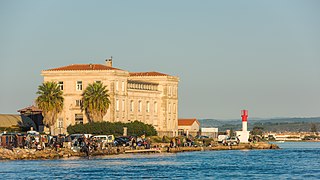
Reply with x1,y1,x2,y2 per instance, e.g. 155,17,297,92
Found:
218,135,229,143
94,135,115,144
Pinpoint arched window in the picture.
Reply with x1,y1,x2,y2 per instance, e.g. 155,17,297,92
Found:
130,100,134,112
154,102,158,113
116,99,119,111
146,101,150,113
138,101,142,112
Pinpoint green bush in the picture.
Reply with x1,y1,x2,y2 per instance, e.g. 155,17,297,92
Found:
67,120,157,137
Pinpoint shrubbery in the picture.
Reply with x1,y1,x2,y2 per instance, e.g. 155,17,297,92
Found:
67,121,157,137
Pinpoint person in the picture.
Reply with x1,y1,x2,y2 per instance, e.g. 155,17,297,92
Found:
132,138,136,149
172,138,176,148
13,134,18,148
182,137,187,147
187,138,191,147
22,135,26,149
81,142,89,156
146,138,151,149
26,135,31,149
170,139,173,148
177,138,181,147
53,139,58,151
162,136,166,143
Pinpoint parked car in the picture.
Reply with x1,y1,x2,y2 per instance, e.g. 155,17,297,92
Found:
218,135,229,143
114,137,130,147
94,135,114,144
222,137,240,146
195,135,210,139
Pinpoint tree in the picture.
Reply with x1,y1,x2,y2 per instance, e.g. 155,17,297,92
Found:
310,123,317,133
252,126,264,136
67,121,157,136
36,81,64,135
81,82,110,122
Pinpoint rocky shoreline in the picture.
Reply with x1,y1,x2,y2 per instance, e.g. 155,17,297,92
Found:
0,142,279,160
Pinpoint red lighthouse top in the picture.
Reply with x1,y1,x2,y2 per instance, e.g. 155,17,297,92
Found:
241,110,248,122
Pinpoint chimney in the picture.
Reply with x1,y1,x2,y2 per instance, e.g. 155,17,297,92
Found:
105,57,113,67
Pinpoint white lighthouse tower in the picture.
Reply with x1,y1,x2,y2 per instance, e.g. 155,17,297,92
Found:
236,110,250,143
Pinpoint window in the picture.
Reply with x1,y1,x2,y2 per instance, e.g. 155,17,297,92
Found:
146,101,150,113
130,100,134,112
116,81,119,91
75,114,83,124
75,100,83,107
169,103,171,113
173,103,176,113
116,99,119,111
58,118,63,128
154,102,158,113
122,81,125,92
76,81,82,91
138,101,142,112
168,86,172,96
58,81,63,90
122,99,125,112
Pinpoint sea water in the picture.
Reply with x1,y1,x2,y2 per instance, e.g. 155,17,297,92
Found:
1,142,319,179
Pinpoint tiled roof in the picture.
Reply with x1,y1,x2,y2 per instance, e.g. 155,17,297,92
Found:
178,119,200,126
45,64,121,71
17,105,42,113
129,72,169,77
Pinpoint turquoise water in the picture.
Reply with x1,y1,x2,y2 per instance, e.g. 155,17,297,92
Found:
1,142,319,179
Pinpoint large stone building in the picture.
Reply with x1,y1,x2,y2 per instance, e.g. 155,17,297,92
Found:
41,59,179,136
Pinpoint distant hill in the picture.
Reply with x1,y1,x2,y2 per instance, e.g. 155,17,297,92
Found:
198,117,320,132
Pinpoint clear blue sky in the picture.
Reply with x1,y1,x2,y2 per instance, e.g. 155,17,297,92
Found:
0,1,319,119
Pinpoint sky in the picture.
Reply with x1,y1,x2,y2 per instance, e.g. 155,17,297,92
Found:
0,1,319,119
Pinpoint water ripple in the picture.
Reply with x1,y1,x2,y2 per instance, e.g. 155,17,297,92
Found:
1,142,320,179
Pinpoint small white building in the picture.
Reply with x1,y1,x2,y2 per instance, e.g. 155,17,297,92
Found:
201,128,218,139
178,118,200,136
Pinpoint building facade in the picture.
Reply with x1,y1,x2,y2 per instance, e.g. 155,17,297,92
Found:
178,118,200,137
41,59,179,136
201,128,218,139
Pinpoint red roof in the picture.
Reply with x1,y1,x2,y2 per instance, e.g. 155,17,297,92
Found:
178,119,200,126
45,64,122,71
129,72,168,77
17,105,42,113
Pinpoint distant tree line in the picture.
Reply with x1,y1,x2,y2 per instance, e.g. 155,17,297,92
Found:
67,121,157,137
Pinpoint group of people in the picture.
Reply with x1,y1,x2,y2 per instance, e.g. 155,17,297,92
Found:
169,137,194,148
1,133,51,150
131,136,151,149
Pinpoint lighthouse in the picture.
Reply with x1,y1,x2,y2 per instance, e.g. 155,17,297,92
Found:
236,110,250,143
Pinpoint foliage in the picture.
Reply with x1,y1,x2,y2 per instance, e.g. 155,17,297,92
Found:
149,136,163,143
251,126,264,136
35,81,64,130
310,123,317,133
67,121,157,137
302,135,319,140
81,82,110,122
200,118,320,132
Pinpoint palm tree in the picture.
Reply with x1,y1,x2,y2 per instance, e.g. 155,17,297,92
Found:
81,82,110,122
36,81,64,135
